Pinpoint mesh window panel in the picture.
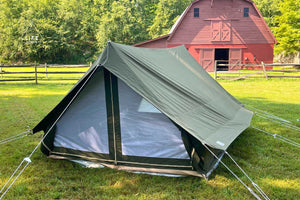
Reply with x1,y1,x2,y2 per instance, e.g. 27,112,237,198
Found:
118,79,189,159
54,70,109,154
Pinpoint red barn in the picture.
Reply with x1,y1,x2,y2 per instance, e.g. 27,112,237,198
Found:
134,0,276,71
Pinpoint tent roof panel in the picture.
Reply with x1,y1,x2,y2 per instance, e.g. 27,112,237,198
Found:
96,42,253,150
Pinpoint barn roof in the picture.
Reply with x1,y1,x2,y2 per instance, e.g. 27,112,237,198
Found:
133,34,169,47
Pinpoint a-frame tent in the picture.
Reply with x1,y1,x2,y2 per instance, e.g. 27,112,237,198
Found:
32,42,253,178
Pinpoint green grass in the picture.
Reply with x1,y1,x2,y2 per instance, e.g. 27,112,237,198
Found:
0,78,299,200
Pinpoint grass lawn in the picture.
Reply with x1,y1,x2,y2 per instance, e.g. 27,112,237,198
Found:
0,78,299,200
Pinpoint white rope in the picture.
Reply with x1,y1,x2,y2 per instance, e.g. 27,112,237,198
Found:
200,143,262,200
247,105,300,132
251,126,300,148
225,151,270,200
246,105,291,124
0,158,31,200
0,66,99,199
255,113,300,132
0,130,31,145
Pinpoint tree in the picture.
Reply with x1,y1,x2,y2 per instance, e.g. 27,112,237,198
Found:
0,0,61,63
253,0,281,27
273,0,300,54
96,0,150,51
148,0,191,38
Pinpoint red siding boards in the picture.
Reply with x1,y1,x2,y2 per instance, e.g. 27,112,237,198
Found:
133,0,276,72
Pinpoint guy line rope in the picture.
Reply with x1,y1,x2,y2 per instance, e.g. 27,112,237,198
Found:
0,130,32,145
247,105,300,132
251,126,300,148
201,142,270,200
0,66,99,200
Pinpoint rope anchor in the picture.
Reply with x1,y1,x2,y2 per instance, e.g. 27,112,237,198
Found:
23,157,31,163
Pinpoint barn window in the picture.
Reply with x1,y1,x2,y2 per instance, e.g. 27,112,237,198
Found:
243,8,249,17
194,8,199,17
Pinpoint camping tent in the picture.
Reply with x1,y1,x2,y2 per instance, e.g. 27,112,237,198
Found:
32,42,253,179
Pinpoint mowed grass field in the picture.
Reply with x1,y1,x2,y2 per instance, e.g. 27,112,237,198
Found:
0,77,299,200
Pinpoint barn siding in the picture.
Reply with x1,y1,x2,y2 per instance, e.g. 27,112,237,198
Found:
243,44,274,64
169,0,274,45
168,44,273,71
133,0,275,72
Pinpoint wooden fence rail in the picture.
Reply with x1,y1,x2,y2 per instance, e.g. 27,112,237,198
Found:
1,62,299,83
0,63,90,84
214,61,300,80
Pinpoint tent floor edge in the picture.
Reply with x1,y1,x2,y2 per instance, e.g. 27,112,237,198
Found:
101,163,205,178
48,153,206,177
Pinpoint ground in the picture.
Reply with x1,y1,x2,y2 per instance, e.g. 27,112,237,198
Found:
0,78,299,200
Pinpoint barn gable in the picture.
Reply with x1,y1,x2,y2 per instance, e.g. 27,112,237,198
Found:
167,0,276,45
134,0,276,72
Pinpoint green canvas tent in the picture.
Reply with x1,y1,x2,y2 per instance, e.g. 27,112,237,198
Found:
32,42,253,178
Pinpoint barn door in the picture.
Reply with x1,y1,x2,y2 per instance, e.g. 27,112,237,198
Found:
211,22,221,41
211,21,231,42
221,22,231,41
200,49,215,72
229,49,241,70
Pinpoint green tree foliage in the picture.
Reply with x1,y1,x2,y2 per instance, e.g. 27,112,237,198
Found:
148,0,191,38
272,0,300,54
0,0,103,63
0,0,298,63
96,0,149,51
253,0,281,27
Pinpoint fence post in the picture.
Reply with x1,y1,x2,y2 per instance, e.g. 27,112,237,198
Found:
0,64,2,79
214,60,218,80
35,62,38,84
45,63,47,79
261,61,268,80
